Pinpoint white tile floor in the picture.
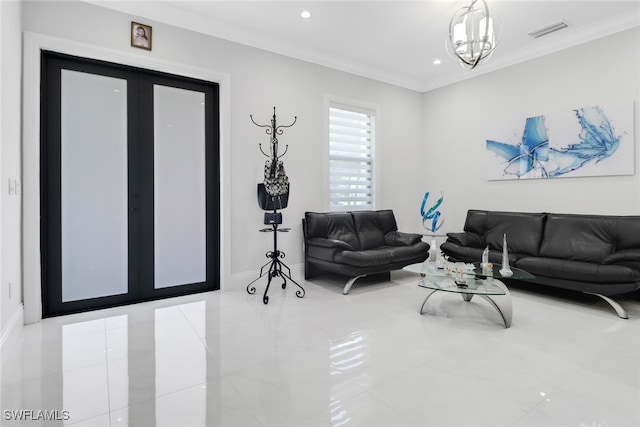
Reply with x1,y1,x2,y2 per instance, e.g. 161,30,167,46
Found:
1,271,639,426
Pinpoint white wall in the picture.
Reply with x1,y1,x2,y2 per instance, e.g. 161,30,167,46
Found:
20,0,425,314
16,0,638,324
0,0,24,338
422,28,640,231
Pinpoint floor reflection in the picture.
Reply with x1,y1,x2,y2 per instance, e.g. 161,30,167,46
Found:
1,283,639,426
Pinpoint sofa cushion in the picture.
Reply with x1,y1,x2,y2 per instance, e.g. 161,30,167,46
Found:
485,211,545,256
305,212,361,251
616,216,640,251
602,249,640,265
335,248,393,267
306,237,354,251
385,231,422,246
463,209,488,235
539,214,616,262
375,209,399,233
388,243,430,263
334,243,428,268
516,256,640,283
446,232,485,248
306,245,339,262
352,210,397,250
439,242,525,265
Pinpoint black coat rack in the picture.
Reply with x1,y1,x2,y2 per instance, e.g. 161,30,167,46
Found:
246,107,305,304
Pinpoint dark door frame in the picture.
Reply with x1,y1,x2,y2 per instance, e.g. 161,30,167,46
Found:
40,51,220,317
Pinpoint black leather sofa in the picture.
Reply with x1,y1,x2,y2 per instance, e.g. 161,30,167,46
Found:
303,210,430,294
440,209,640,318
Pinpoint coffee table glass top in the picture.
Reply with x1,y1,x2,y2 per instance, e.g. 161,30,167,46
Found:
403,262,534,296
403,261,535,280
419,277,505,295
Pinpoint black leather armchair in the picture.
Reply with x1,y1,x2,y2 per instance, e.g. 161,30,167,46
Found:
303,210,430,294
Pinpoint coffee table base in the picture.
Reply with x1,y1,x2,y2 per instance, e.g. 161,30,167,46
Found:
419,279,512,328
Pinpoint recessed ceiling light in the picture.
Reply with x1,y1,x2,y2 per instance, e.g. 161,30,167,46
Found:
301,10,311,19
433,59,442,65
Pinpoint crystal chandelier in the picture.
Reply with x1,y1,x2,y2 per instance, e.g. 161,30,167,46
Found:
447,0,501,69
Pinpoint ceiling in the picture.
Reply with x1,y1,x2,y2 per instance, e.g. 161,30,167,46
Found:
91,1,640,92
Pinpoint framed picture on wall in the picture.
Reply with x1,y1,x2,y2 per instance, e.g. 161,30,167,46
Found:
131,22,152,51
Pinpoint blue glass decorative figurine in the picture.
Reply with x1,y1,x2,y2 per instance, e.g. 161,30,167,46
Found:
420,191,444,234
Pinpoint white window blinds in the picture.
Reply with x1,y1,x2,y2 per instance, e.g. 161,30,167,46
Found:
329,106,374,211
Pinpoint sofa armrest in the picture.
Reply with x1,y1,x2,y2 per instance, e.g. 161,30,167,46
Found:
307,237,354,251
385,231,422,247
601,249,640,265
446,232,485,248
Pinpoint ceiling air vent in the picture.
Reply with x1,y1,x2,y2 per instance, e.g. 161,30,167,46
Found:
528,21,569,39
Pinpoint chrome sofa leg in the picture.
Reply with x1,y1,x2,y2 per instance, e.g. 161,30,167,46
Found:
343,275,365,295
583,292,629,319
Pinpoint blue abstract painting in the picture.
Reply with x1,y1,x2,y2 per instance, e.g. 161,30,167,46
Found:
486,102,634,180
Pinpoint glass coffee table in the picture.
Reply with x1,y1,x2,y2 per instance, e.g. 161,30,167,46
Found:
403,262,535,328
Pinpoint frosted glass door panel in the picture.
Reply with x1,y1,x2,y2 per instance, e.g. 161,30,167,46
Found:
61,70,128,302
153,85,206,289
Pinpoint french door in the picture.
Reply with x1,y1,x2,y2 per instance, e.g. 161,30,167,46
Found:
41,51,220,317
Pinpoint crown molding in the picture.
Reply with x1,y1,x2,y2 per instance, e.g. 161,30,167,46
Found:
85,1,639,93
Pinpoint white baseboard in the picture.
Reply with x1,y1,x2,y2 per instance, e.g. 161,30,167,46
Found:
0,305,24,351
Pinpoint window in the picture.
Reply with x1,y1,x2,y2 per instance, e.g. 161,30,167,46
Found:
328,105,375,210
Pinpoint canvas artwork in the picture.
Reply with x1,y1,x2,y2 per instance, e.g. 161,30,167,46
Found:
486,102,634,180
